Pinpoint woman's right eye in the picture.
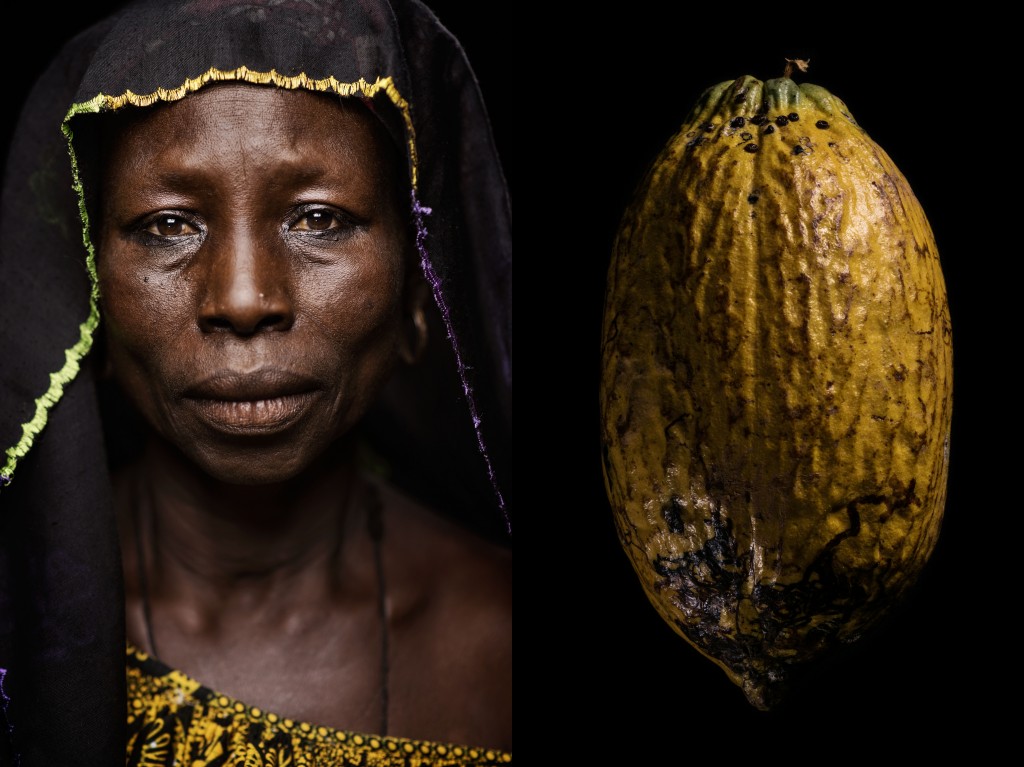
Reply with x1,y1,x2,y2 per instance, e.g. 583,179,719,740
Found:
144,214,198,237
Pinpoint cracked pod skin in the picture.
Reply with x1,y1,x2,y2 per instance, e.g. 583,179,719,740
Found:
600,75,953,710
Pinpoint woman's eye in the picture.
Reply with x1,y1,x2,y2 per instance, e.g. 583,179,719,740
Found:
145,214,197,237
292,210,341,232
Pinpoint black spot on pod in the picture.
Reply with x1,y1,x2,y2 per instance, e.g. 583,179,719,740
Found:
730,116,746,128
662,497,687,534
788,113,799,121
748,194,759,204
764,125,775,135
750,115,768,126
816,120,830,129
703,122,716,132
744,143,759,153
775,115,789,127
793,145,804,155
741,132,753,141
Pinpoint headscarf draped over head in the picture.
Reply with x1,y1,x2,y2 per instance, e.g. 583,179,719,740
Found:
0,1,511,762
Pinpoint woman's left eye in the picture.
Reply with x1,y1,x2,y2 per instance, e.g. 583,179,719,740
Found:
291,209,342,232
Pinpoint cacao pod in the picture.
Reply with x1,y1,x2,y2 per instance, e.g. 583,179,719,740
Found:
600,74,953,709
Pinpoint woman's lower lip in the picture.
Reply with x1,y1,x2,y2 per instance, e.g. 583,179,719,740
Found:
186,392,319,433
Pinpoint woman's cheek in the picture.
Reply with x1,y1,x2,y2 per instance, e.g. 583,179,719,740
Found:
100,262,189,398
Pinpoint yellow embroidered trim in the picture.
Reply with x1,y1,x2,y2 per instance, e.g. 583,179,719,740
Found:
1,67,418,487
72,67,419,189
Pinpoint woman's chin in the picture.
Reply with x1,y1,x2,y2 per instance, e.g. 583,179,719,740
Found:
163,435,338,487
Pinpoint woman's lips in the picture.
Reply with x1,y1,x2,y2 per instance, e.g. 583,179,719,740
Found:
183,370,321,433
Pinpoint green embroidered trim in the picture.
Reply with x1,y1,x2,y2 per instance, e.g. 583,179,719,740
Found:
1,67,418,487
0,113,100,486
0,317,100,486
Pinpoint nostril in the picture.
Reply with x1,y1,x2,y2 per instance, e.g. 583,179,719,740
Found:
198,302,293,335
202,316,235,332
255,313,289,333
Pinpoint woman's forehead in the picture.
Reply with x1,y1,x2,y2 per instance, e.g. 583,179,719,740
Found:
99,83,407,187
109,84,380,142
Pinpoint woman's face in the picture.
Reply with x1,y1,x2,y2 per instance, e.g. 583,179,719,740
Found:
98,84,413,484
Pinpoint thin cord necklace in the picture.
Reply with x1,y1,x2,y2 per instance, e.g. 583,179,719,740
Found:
133,473,391,736
366,483,389,736
133,494,160,661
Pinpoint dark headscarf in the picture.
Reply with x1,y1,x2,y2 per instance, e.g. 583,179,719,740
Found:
0,1,511,762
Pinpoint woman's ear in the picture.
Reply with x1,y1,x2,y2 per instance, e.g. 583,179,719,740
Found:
398,275,429,366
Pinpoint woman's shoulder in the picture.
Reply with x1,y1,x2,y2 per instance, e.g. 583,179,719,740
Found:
376,477,512,617
374,478,512,750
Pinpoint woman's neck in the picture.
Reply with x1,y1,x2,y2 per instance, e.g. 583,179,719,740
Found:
127,435,367,606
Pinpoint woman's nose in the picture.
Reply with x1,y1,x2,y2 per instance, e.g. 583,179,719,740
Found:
197,234,294,335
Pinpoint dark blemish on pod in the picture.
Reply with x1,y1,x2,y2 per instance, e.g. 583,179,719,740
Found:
730,116,746,128
793,145,804,154
741,132,753,141
687,136,706,148
748,194,759,204
764,125,775,135
662,497,688,534
750,115,768,126
703,122,716,132
744,143,759,153
775,115,789,127
788,112,799,121
816,120,830,129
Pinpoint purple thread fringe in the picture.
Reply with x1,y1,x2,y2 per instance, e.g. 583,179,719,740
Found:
412,191,510,535
0,667,17,765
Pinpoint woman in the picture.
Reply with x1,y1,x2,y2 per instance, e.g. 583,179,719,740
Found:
0,1,511,764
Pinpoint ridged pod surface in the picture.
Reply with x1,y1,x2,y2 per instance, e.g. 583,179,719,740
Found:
600,75,952,709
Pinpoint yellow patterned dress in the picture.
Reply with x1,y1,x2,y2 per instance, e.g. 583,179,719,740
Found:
126,645,511,766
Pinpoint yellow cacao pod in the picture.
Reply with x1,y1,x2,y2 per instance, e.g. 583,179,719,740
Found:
599,74,953,709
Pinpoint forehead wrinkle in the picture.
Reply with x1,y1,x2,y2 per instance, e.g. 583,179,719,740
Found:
102,85,403,213
141,135,332,190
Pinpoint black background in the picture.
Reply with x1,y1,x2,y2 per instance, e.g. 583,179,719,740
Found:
4,3,1013,759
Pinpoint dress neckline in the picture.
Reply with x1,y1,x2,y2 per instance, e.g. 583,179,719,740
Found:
125,641,512,765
